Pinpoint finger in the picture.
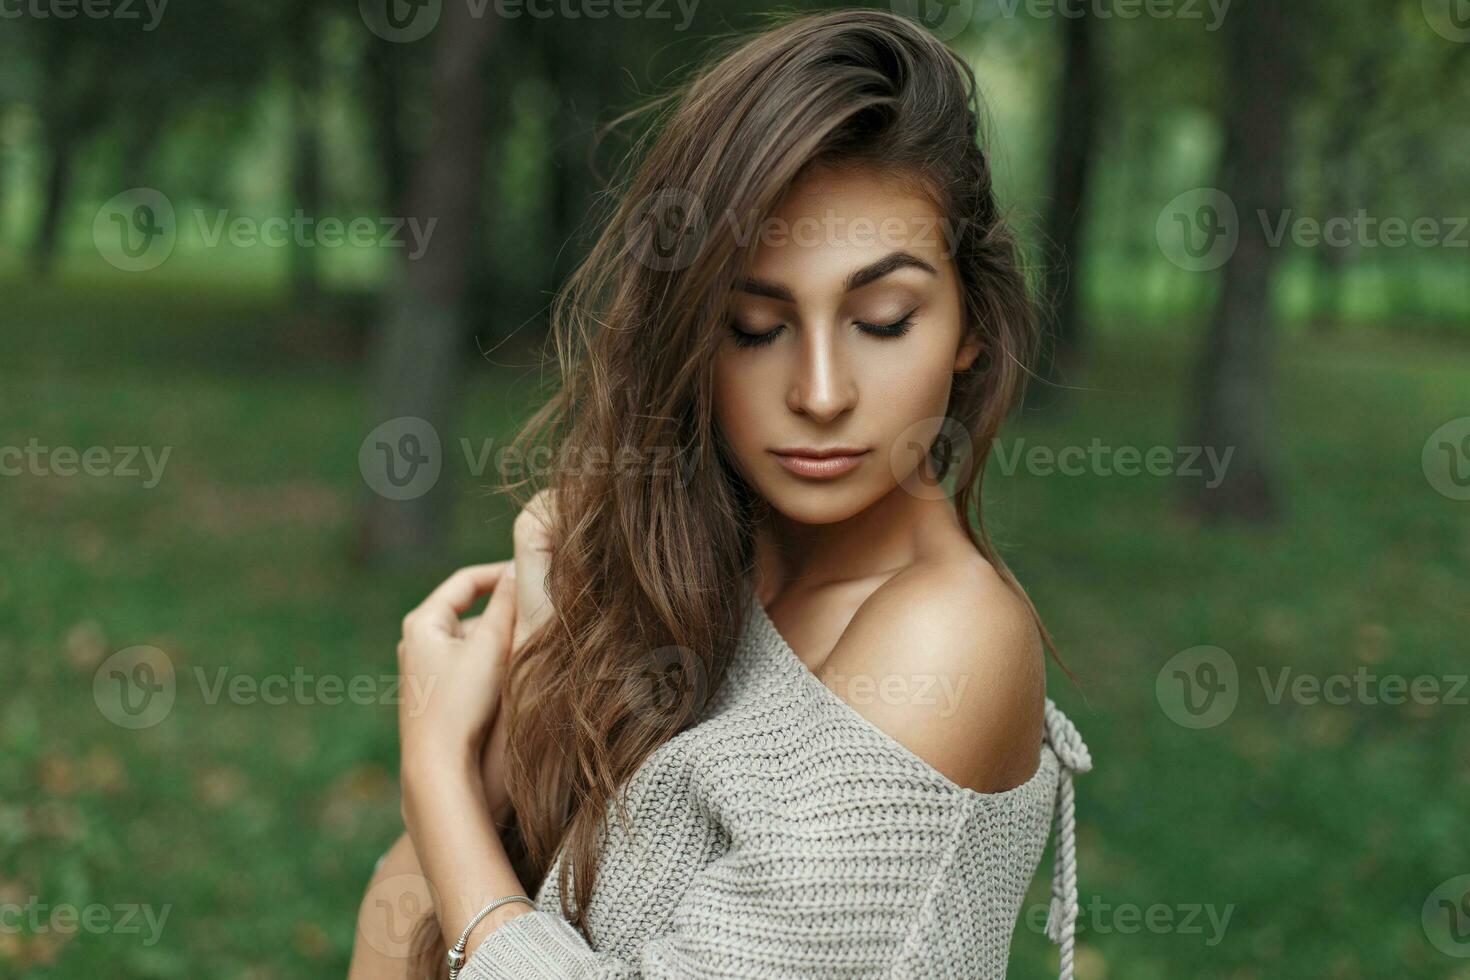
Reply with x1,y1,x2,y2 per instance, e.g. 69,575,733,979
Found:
466,567,517,655
408,562,511,636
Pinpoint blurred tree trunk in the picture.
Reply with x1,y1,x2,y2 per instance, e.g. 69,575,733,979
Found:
31,33,102,278
357,4,499,563
119,111,166,192
32,125,75,278
1183,0,1298,522
0,100,8,238
1041,7,1099,379
287,5,323,308
366,43,411,217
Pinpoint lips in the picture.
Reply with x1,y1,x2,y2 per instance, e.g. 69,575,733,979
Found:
769,448,869,479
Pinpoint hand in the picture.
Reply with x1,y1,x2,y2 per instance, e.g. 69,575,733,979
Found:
396,562,518,774
455,612,514,826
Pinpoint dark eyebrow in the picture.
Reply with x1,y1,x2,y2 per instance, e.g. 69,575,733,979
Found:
844,251,937,291
734,251,937,303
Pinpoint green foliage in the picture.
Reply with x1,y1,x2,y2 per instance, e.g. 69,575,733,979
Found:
1,269,1466,977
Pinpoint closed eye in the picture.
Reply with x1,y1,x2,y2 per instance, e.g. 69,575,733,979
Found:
728,322,785,349
728,308,917,348
855,309,917,338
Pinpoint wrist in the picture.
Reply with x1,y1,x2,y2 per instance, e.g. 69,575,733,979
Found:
460,900,535,962
401,744,483,806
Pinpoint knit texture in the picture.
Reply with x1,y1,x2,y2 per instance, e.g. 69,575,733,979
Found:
462,586,1092,979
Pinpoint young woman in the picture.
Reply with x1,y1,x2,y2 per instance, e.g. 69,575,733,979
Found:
350,9,1092,979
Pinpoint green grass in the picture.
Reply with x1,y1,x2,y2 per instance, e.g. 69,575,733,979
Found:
2,264,1468,979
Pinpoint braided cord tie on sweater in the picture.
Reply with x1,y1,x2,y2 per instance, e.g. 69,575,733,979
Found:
1041,698,1092,980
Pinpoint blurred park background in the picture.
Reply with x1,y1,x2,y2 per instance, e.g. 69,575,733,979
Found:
1,0,1468,976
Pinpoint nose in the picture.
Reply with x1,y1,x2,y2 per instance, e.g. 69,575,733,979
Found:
786,324,857,424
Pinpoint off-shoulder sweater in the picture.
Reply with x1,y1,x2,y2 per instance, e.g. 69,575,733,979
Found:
462,584,1093,979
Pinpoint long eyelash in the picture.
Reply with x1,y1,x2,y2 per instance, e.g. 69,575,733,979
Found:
730,323,784,348
728,311,915,348
855,311,916,338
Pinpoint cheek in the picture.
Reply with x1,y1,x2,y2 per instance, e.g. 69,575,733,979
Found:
712,356,758,451
859,335,958,427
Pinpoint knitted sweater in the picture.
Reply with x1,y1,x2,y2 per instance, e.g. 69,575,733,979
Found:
463,586,1092,979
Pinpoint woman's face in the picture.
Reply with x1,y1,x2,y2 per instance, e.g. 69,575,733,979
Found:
712,165,980,525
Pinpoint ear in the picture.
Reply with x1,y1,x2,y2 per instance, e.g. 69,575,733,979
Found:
954,328,982,372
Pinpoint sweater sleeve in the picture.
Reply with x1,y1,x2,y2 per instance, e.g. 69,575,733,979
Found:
459,792,984,979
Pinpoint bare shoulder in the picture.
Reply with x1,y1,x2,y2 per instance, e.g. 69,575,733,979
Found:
818,557,1046,794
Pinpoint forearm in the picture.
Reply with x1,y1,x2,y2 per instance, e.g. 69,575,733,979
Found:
402,749,534,959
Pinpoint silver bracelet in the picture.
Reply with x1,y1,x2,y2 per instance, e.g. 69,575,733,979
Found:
446,894,536,979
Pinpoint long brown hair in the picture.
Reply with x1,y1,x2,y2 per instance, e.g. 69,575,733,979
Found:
414,9,1054,972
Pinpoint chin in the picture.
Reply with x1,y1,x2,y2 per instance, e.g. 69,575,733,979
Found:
758,479,886,526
